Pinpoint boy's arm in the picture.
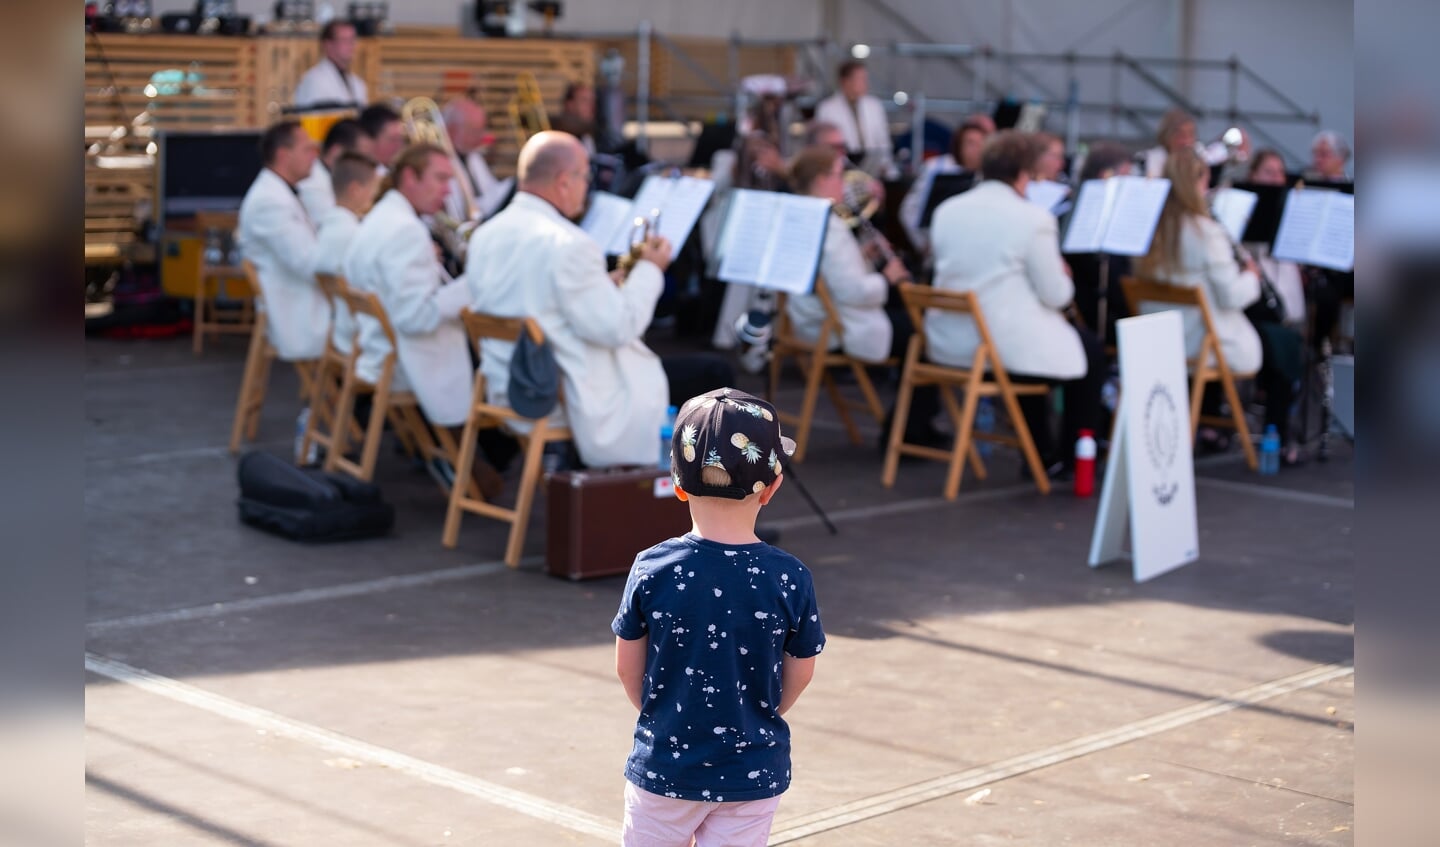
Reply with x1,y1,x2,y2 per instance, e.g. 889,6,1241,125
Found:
776,654,817,716
615,635,649,712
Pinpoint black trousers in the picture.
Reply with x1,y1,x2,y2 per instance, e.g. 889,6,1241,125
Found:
661,353,736,406
1011,326,1107,465
885,303,942,434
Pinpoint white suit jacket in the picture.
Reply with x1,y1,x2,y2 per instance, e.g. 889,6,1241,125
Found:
1140,216,1262,374
898,153,960,254
815,92,895,179
292,61,368,109
786,213,892,363
236,168,329,361
297,160,335,225
343,190,473,426
314,205,361,355
927,180,1086,379
464,192,667,468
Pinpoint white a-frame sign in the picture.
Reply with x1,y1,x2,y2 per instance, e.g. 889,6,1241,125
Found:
1088,310,1200,582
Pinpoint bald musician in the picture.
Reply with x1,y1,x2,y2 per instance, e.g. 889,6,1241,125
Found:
464,132,732,468
442,96,512,221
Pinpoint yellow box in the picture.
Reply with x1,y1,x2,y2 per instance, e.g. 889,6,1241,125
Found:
160,236,204,299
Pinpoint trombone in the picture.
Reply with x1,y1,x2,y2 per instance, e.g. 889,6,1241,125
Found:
507,71,550,150
401,96,481,266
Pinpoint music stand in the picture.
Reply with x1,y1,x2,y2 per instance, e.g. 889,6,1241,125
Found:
919,172,979,227
1229,182,1288,246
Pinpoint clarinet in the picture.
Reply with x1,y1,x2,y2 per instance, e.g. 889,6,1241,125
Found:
1213,208,1283,323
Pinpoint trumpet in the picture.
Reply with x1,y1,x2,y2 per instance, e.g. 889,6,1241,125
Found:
402,96,481,267
615,208,661,279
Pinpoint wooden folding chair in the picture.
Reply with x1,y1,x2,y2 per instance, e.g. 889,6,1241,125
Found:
192,211,255,355
1120,277,1259,471
227,260,317,454
443,309,573,568
297,272,365,465
767,276,891,461
882,284,1053,499
322,286,450,484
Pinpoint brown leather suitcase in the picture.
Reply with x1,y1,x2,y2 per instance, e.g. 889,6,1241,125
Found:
546,467,693,580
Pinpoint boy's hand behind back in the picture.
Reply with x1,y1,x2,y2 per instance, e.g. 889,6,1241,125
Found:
776,654,817,716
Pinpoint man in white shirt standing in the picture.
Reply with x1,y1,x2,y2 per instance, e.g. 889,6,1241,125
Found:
293,21,368,109
465,132,733,468
441,96,512,223
313,152,380,356
297,118,373,224
814,61,896,180
236,120,329,363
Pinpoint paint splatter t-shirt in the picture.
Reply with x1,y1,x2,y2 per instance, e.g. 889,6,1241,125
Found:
612,533,826,802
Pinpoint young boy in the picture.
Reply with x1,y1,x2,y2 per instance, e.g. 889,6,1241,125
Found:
613,387,826,847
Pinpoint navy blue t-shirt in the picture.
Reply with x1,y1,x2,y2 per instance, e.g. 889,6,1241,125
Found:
612,533,826,802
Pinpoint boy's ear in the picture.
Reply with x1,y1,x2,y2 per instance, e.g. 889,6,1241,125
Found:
757,473,784,506
673,484,690,502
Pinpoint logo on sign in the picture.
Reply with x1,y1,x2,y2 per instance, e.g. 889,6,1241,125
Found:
1143,382,1181,506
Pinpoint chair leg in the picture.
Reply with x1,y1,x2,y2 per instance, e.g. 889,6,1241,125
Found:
940,385,987,482
1220,371,1260,471
505,427,551,568
193,284,206,355
1189,368,1208,442
944,378,983,500
852,362,886,423
823,372,862,445
229,328,270,453
1001,386,1051,495
355,384,394,482
792,356,824,463
442,405,484,549
881,372,916,489
325,372,360,473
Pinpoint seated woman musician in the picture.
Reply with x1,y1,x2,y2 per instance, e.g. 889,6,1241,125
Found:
785,144,944,448
898,117,990,255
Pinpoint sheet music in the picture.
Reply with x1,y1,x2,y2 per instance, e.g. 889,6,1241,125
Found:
1312,193,1355,272
716,190,778,285
1061,179,1112,253
605,174,716,256
1025,180,1071,214
1100,177,1171,256
717,190,830,295
759,197,831,293
1271,189,1328,267
1210,187,1259,244
579,191,634,252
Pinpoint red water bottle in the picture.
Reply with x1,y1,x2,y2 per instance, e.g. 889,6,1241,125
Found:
1074,429,1096,497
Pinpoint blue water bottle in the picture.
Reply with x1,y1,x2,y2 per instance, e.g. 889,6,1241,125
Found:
974,398,995,458
1259,424,1280,475
660,405,678,470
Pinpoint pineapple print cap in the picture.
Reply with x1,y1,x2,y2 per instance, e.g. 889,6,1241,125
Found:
671,387,796,500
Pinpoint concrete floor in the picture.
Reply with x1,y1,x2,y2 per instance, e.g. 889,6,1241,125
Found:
85,333,1353,846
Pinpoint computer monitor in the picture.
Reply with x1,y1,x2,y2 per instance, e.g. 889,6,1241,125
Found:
158,129,264,220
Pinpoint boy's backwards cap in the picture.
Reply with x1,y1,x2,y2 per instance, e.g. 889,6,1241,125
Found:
671,388,795,500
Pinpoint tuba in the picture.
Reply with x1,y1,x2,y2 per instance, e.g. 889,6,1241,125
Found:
401,96,481,267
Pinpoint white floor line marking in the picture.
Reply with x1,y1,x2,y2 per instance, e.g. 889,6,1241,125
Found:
86,361,242,382
768,661,1353,844
1196,477,1354,509
765,483,1034,533
87,559,527,636
85,653,623,842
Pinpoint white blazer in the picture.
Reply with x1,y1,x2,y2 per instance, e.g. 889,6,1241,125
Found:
786,213,892,363
898,153,960,254
927,180,1086,380
1140,216,1262,374
314,205,361,355
464,192,668,468
343,190,473,426
815,92,895,179
236,168,329,361
297,160,335,224
292,61,368,109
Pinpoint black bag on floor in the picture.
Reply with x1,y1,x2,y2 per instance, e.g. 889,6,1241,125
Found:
237,451,395,542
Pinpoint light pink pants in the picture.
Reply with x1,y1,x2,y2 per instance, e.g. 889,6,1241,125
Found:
621,781,782,847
